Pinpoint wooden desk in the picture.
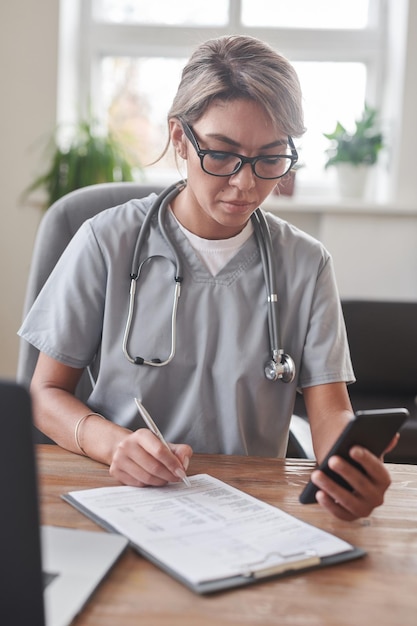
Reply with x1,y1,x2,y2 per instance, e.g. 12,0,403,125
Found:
37,446,417,626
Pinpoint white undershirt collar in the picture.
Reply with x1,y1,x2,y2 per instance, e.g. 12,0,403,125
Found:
170,208,254,276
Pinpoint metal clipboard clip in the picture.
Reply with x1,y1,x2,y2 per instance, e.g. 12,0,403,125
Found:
242,549,320,579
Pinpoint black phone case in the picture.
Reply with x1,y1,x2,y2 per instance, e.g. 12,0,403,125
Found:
299,408,409,504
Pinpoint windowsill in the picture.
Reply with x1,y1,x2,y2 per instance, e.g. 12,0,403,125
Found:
143,169,417,216
263,194,417,216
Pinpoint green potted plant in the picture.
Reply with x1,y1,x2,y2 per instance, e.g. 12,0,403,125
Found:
323,104,384,198
25,118,140,210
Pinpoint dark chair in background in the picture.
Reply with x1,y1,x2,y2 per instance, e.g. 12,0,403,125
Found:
292,300,417,464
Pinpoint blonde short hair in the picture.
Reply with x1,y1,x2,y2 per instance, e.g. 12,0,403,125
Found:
168,35,305,138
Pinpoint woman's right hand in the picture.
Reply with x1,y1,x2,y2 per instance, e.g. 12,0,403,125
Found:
109,428,193,487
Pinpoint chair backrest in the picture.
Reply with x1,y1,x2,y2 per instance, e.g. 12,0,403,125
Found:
342,300,417,394
17,182,164,441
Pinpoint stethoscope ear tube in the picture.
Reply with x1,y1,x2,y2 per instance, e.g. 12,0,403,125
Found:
130,181,186,280
123,181,185,366
122,260,182,367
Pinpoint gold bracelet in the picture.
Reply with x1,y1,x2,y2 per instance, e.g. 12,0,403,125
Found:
74,412,105,455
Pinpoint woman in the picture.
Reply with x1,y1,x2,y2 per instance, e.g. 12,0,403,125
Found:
20,35,394,521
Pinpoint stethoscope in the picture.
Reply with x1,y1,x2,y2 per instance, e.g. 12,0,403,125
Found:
122,180,296,383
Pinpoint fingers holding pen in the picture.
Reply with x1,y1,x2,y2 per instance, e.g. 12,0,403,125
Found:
109,428,193,487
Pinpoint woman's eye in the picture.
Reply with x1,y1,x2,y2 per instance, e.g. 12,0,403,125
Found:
208,151,233,162
261,156,281,165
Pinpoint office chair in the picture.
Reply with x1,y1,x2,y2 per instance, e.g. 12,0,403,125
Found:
17,182,164,442
294,300,417,464
17,181,313,456
342,300,417,464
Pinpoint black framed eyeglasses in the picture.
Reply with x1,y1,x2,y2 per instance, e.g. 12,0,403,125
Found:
180,120,298,180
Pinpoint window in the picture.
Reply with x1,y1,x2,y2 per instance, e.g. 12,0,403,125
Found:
94,0,229,25
59,0,388,195
241,0,370,29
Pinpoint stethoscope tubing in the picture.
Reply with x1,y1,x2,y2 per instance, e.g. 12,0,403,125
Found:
130,180,186,280
251,209,281,359
123,181,185,366
122,180,294,381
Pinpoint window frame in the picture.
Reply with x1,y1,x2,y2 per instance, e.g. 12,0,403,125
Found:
58,0,390,198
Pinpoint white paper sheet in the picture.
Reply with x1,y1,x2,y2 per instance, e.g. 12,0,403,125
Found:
65,474,353,584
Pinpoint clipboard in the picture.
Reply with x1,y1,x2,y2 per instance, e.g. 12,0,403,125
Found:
63,474,366,594
131,544,365,594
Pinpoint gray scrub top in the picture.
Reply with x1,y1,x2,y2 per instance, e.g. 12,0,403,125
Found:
19,192,354,457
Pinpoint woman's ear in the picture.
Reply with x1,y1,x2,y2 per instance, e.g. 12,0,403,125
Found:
169,118,187,159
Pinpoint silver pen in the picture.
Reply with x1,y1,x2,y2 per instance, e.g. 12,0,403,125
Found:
134,397,191,487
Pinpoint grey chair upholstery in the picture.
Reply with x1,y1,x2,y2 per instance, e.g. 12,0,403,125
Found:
18,182,164,391
293,300,417,464
17,182,164,442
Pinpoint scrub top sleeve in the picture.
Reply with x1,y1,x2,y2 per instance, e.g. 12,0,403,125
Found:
18,220,107,369
298,254,354,389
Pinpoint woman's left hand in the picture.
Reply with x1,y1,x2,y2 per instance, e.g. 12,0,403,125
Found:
311,445,393,521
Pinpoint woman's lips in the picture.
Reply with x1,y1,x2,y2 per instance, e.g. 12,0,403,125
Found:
221,200,255,213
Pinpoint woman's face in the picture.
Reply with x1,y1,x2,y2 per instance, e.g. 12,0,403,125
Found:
170,99,286,239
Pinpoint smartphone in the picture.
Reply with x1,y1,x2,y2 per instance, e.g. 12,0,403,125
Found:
299,408,409,504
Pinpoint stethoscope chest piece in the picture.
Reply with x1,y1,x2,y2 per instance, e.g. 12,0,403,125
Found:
264,352,296,383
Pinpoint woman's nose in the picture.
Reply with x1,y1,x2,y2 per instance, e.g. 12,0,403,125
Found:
228,162,257,190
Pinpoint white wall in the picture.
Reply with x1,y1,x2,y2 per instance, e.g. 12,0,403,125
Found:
0,1,59,378
263,198,417,301
0,1,416,379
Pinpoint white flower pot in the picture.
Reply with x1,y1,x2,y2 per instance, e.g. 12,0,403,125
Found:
335,163,371,198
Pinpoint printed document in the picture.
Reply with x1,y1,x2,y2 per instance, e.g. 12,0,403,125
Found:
64,474,358,589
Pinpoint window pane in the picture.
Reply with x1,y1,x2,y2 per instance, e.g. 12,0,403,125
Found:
99,57,186,183
94,0,229,25
242,0,370,28
99,58,367,188
293,62,367,187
